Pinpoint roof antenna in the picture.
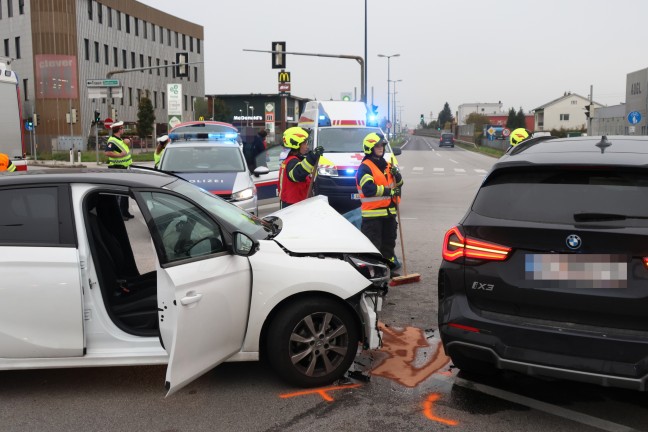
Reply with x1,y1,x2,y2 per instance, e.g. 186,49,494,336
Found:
595,135,611,154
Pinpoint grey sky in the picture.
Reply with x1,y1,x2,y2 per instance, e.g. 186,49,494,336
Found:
140,0,647,127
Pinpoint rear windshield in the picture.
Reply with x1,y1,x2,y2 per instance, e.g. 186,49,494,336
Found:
472,167,648,226
318,127,392,153
441,134,453,139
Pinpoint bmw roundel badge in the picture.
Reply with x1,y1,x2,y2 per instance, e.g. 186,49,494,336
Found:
566,234,582,250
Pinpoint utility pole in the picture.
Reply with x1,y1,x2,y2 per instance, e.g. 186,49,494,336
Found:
588,84,593,136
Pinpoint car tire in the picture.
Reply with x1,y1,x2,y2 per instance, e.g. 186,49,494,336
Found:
266,297,360,387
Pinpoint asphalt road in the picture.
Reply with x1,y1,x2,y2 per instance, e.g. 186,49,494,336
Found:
2,135,647,432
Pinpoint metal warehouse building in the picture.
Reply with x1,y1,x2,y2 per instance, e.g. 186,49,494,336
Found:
1,0,204,153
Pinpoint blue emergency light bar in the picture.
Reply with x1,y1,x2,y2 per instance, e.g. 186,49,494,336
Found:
169,132,238,141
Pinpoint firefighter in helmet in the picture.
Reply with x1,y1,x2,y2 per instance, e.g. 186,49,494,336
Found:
277,127,323,208
509,128,532,147
0,153,16,172
356,132,403,271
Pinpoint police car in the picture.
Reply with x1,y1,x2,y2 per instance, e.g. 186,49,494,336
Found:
163,122,271,215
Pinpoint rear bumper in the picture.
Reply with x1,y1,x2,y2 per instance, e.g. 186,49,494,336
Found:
439,268,648,390
444,340,648,391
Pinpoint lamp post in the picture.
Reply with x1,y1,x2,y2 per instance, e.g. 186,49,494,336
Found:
244,101,250,128
239,109,243,128
250,106,254,128
390,79,402,137
377,53,400,136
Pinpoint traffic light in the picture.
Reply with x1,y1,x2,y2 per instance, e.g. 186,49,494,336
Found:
27,117,33,129
420,114,424,123
33,113,39,127
71,108,77,123
94,110,101,124
584,104,591,119
111,108,118,120
175,52,189,77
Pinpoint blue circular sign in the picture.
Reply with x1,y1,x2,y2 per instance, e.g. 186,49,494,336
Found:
627,111,642,125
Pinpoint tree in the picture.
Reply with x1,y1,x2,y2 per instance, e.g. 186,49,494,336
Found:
505,107,517,129
515,107,527,130
137,96,155,146
437,102,454,131
194,97,209,120
212,97,231,122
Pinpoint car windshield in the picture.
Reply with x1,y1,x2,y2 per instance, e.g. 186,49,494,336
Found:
165,180,273,239
318,127,392,153
160,145,245,173
472,167,648,227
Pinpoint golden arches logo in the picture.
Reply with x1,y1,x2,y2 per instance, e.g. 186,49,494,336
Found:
278,71,291,83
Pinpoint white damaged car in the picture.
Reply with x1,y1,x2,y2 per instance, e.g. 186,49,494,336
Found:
0,168,389,394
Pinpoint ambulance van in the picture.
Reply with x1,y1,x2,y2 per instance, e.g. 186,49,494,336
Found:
298,100,401,214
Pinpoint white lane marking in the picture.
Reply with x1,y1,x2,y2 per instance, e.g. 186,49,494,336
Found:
449,159,459,164
454,168,466,173
475,169,487,173
453,377,636,432
413,167,424,171
433,168,444,172
436,152,442,157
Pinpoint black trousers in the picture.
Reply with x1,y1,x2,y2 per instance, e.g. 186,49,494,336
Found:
361,216,398,264
108,165,130,216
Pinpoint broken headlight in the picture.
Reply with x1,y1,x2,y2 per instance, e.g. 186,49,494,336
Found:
347,255,390,285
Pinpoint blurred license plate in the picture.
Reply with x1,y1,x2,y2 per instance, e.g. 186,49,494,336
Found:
351,193,360,200
525,254,627,288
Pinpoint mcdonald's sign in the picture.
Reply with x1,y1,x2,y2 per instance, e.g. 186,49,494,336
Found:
278,70,291,84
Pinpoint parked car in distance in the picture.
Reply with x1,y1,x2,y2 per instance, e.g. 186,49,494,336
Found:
439,135,648,391
0,169,389,394
439,132,455,147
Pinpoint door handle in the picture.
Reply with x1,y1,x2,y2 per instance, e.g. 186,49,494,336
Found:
180,292,203,306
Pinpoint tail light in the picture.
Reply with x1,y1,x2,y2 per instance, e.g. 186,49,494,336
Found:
442,226,511,262
643,258,648,269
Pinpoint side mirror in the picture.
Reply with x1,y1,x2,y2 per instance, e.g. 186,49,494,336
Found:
392,147,402,156
233,232,258,256
253,166,270,177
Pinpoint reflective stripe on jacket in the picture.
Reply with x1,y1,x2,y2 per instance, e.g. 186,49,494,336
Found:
107,136,132,167
278,154,310,204
356,159,399,218
0,153,15,172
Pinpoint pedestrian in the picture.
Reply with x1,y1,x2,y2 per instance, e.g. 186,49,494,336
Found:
356,132,403,272
245,129,268,170
278,127,323,209
105,121,134,220
0,153,16,172
154,134,170,169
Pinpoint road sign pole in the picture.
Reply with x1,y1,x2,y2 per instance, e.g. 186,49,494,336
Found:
95,98,99,164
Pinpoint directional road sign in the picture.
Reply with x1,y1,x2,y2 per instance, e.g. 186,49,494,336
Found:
628,111,642,125
87,79,121,87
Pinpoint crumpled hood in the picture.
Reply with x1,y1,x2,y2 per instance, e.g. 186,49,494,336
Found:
269,196,379,254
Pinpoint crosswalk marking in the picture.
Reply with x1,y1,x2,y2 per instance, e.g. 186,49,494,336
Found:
475,169,487,173
433,168,444,172
413,167,424,171
454,168,466,173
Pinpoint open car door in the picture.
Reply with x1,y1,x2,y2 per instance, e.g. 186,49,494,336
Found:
137,190,252,396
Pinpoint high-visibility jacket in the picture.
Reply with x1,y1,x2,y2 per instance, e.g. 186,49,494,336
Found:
356,159,400,218
0,153,15,172
107,136,132,167
278,154,311,204
154,148,165,168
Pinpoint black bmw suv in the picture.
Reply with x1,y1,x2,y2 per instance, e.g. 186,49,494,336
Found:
438,135,648,391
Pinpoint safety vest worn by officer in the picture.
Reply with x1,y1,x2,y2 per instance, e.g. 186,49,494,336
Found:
356,159,400,218
0,153,16,172
107,136,133,167
153,148,165,168
278,154,311,204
